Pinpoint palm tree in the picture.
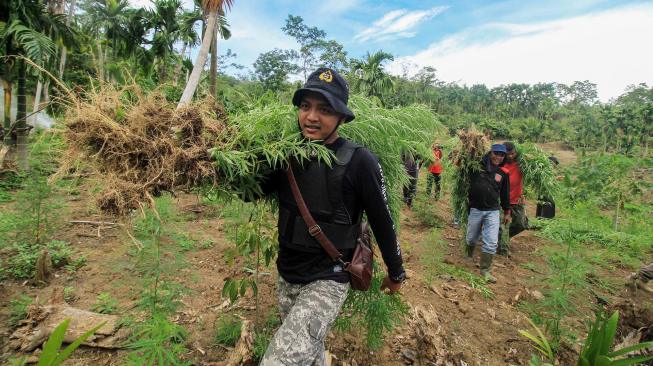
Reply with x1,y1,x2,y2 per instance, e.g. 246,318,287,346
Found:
1,0,76,169
209,9,230,97
84,0,131,80
57,0,76,80
350,50,395,101
173,8,202,86
148,0,184,82
177,0,233,108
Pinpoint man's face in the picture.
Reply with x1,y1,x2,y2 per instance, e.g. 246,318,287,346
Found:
490,151,505,166
298,92,344,143
506,150,517,163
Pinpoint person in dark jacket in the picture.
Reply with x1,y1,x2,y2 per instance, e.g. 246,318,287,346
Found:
402,151,419,208
464,144,511,283
258,68,406,366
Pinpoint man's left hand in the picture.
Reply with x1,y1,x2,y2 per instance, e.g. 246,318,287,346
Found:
503,211,512,225
380,276,402,294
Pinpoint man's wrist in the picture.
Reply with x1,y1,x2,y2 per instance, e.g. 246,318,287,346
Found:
389,270,406,284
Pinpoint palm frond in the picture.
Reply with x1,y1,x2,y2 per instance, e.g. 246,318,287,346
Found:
6,20,56,64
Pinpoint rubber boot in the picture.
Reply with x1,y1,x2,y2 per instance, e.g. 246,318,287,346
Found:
480,252,497,283
630,273,653,294
465,245,475,262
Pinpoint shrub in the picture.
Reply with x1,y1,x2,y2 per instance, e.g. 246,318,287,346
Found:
214,314,242,347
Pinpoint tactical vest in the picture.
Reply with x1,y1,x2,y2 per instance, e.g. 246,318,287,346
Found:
277,140,363,253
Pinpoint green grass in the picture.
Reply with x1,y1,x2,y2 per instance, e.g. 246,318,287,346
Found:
417,228,494,299
91,293,119,314
214,314,243,347
9,295,34,327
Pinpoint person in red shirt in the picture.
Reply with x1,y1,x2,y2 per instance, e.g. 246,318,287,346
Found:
425,144,443,199
497,141,529,256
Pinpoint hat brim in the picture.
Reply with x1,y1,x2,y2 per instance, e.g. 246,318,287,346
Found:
292,88,355,123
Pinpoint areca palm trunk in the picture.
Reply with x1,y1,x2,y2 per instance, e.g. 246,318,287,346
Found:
2,79,12,145
209,24,217,97
31,80,43,125
178,8,217,108
173,42,188,86
58,0,76,80
16,59,29,171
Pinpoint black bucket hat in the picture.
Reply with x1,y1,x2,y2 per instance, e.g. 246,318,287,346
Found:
292,67,355,122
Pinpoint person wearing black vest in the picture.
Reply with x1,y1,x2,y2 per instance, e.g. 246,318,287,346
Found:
259,68,406,366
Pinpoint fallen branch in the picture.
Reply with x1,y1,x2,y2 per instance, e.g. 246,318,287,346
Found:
69,220,121,226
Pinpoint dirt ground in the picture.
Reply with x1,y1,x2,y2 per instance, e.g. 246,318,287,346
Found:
0,143,649,366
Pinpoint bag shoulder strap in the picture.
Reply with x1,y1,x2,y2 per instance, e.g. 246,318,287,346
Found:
286,166,344,263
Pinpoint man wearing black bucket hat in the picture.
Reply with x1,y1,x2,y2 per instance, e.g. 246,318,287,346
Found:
259,68,405,365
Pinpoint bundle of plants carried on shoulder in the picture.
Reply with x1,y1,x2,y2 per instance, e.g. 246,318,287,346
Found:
61,84,443,219
446,126,489,225
516,142,559,202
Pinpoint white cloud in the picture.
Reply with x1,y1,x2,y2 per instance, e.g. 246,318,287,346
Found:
388,4,653,101
354,6,448,42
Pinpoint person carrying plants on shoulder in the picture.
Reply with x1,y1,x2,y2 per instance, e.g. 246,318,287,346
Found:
402,151,419,208
425,143,444,199
464,143,510,283
497,141,529,256
256,67,406,366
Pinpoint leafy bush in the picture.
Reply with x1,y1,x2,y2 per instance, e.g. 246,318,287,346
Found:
126,314,190,366
333,268,409,349
6,240,73,279
46,240,72,267
9,295,33,327
214,314,242,347
92,293,119,314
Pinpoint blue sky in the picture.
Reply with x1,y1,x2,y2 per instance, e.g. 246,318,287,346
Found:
133,0,653,101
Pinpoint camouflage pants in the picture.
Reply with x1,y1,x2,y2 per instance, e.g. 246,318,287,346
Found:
497,204,529,255
260,277,350,366
639,263,653,281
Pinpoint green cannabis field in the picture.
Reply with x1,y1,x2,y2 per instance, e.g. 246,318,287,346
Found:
2,1,653,365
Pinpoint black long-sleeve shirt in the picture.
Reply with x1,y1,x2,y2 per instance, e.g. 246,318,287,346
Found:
261,138,404,284
467,154,510,212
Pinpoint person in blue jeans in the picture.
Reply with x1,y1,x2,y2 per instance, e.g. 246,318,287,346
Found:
465,144,511,283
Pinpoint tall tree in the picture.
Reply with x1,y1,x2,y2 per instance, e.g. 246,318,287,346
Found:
148,0,185,82
209,10,230,97
178,0,233,108
281,15,326,80
173,7,201,86
253,48,299,91
350,50,395,101
1,0,76,169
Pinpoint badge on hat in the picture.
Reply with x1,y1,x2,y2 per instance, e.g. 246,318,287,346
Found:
319,70,333,83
